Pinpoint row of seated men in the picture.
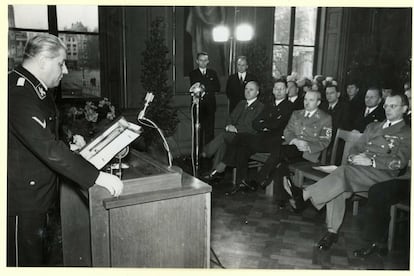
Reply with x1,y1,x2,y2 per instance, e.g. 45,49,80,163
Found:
200,76,411,256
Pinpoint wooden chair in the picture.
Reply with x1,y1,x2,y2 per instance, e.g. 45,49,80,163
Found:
231,141,328,197
388,200,410,251
288,129,363,186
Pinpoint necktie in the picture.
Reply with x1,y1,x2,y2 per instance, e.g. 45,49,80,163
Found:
305,112,310,119
239,74,244,84
328,105,333,111
364,108,370,117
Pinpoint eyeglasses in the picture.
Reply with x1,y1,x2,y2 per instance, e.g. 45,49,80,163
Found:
383,104,404,109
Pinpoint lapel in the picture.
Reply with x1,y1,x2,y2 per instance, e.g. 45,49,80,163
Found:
306,109,321,124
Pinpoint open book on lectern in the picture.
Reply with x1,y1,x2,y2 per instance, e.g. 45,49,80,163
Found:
79,117,142,169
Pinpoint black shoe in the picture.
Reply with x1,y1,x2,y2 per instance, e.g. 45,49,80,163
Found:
283,178,305,211
241,180,258,191
225,186,241,196
203,170,224,182
317,232,338,250
259,178,273,190
353,242,388,257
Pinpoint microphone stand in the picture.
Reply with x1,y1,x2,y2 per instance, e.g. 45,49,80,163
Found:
189,83,205,177
193,92,201,177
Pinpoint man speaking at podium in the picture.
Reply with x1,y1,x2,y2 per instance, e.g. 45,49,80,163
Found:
7,34,123,266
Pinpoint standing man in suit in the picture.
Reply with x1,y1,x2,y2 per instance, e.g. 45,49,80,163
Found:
7,34,123,266
189,52,221,148
202,81,264,181
225,56,256,113
258,90,332,206
285,93,411,251
352,87,386,132
320,81,352,163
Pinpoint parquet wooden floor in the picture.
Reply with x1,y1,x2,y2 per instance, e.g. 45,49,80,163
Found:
206,168,410,270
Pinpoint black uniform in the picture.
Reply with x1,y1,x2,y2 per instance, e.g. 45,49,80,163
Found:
225,99,294,184
189,68,221,147
8,66,99,266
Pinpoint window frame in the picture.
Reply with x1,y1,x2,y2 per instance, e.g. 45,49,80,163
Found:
272,7,321,78
8,5,102,102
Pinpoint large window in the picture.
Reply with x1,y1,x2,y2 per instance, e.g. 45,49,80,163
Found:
8,5,101,98
272,7,319,79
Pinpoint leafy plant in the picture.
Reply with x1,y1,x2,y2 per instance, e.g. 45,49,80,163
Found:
140,17,179,145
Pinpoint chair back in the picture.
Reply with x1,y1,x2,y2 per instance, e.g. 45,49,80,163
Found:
330,129,363,165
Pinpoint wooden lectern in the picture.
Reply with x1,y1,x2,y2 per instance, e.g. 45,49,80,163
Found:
60,150,211,267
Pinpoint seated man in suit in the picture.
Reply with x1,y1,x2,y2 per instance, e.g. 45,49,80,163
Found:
257,90,332,206
284,93,411,251
320,81,352,164
352,87,386,132
353,165,410,257
346,81,365,127
225,56,256,113
202,80,264,181
209,78,293,194
287,77,304,111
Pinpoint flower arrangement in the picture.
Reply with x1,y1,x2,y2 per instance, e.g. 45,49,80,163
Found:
60,98,116,145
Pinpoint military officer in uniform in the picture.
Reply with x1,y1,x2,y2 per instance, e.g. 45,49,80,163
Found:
8,34,123,266
257,90,332,206
285,93,411,251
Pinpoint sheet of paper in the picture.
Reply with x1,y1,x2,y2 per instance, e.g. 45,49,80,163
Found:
312,165,338,174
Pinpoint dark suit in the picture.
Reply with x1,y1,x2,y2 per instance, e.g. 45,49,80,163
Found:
225,72,256,113
8,66,99,266
225,99,294,184
320,100,353,164
363,175,410,243
189,68,221,147
289,96,304,111
352,105,386,132
306,120,411,233
203,99,264,169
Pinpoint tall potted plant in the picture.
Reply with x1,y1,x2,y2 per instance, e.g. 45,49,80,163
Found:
140,17,179,155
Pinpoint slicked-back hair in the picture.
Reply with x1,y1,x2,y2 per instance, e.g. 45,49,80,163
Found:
307,90,322,101
237,56,248,64
196,52,208,59
367,87,382,98
389,91,409,107
274,78,287,87
23,34,66,61
246,80,260,91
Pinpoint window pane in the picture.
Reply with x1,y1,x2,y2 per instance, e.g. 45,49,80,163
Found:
294,7,317,46
60,34,101,98
9,5,48,29
274,7,291,44
292,46,314,79
8,30,48,71
57,6,98,32
272,45,289,78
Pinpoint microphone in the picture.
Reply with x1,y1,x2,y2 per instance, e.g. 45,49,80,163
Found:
189,82,205,98
138,92,155,120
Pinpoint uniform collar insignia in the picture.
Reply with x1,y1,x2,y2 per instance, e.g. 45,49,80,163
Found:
14,66,47,100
